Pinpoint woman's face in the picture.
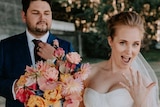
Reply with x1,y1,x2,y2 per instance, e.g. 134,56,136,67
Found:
108,25,143,69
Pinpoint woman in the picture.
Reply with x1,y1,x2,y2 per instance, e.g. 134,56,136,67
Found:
82,11,159,107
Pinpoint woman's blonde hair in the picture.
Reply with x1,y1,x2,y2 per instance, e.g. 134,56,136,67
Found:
107,11,145,39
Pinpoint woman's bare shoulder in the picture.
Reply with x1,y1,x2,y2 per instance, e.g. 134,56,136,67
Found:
87,60,109,77
85,60,110,87
90,60,109,69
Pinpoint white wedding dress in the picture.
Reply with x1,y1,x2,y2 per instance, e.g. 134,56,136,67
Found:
84,88,133,107
83,53,159,107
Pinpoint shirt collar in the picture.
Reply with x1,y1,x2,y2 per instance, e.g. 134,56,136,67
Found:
26,28,49,43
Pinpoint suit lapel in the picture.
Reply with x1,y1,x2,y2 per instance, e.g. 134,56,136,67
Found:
47,33,56,45
18,32,32,66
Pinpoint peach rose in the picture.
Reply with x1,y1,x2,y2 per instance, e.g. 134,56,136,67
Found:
43,67,59,83
26,95,46,107
43,86,62,101
66,52,82,64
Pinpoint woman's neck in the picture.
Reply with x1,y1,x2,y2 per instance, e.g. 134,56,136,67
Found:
108,58,130,73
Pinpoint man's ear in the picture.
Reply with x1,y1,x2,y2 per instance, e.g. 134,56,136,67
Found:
107,36,112,47
21,11,26,23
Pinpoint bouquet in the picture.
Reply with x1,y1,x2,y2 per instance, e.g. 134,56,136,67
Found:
16,39,91,107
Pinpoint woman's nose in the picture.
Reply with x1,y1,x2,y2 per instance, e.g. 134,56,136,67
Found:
125,46,132,54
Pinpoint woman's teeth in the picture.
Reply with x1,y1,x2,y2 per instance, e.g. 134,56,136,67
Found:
122,56,131,63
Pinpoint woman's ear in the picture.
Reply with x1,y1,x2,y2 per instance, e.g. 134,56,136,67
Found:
21,11,26,23
107,36,112,47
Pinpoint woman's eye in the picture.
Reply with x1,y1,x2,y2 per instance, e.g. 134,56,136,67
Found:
133,43,139,47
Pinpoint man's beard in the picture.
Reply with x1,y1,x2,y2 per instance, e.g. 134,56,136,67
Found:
35,26,48,33
27,24,49,36
35,21,49,33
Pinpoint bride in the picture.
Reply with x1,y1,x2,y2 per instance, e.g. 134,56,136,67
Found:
82,11,159,107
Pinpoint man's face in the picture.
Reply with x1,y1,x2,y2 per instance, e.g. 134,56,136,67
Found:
22,1,52,37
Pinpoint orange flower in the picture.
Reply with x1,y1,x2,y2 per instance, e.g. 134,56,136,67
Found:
26,95,46,107
60,74,72,82
17,74,36,88
45,100,61,107
43,86,62,101
17,75,27,86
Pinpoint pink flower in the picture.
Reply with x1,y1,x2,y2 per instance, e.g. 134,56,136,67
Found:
37,76,61,91
53,47,65,59
36,61,50,72
24,76,37,87
62,77,83,95
63,93,82,107
74,63,91,80
53,39,59,47
16,88,34,103
28,83,37,90
65,61,76,73
43,67,59,83
25,65,35,73
66,52,82,64
25,66,37,77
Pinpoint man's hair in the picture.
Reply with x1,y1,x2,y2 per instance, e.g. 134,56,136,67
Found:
21,0,53,14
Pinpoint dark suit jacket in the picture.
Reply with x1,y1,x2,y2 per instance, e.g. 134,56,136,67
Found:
0,32,74,107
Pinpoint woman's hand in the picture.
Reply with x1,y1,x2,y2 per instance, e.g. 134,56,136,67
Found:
120,68,156,107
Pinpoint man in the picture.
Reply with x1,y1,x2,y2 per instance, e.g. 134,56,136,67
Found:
0,0,74,107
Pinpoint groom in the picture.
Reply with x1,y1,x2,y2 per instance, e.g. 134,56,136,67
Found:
0,0,74,107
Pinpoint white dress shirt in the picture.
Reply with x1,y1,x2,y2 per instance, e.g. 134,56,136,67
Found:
26,29,49,66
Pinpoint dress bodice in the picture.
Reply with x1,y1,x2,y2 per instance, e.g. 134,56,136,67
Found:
83,88,133,107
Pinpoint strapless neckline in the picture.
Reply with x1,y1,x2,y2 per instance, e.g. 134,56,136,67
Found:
85,87,127,95
84,87,134,107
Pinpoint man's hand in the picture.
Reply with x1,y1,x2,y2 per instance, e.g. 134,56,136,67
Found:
37,42,55,60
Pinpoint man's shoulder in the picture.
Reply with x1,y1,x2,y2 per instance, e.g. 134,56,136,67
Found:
1,32,26,42
49,33,71,44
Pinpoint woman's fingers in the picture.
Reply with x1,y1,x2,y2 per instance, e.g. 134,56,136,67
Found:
130,68,138,86
119,82,130,90
120,68,155,92
122,73,132,86
137,70,143,86
146,82,156,91
120,73,132,91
